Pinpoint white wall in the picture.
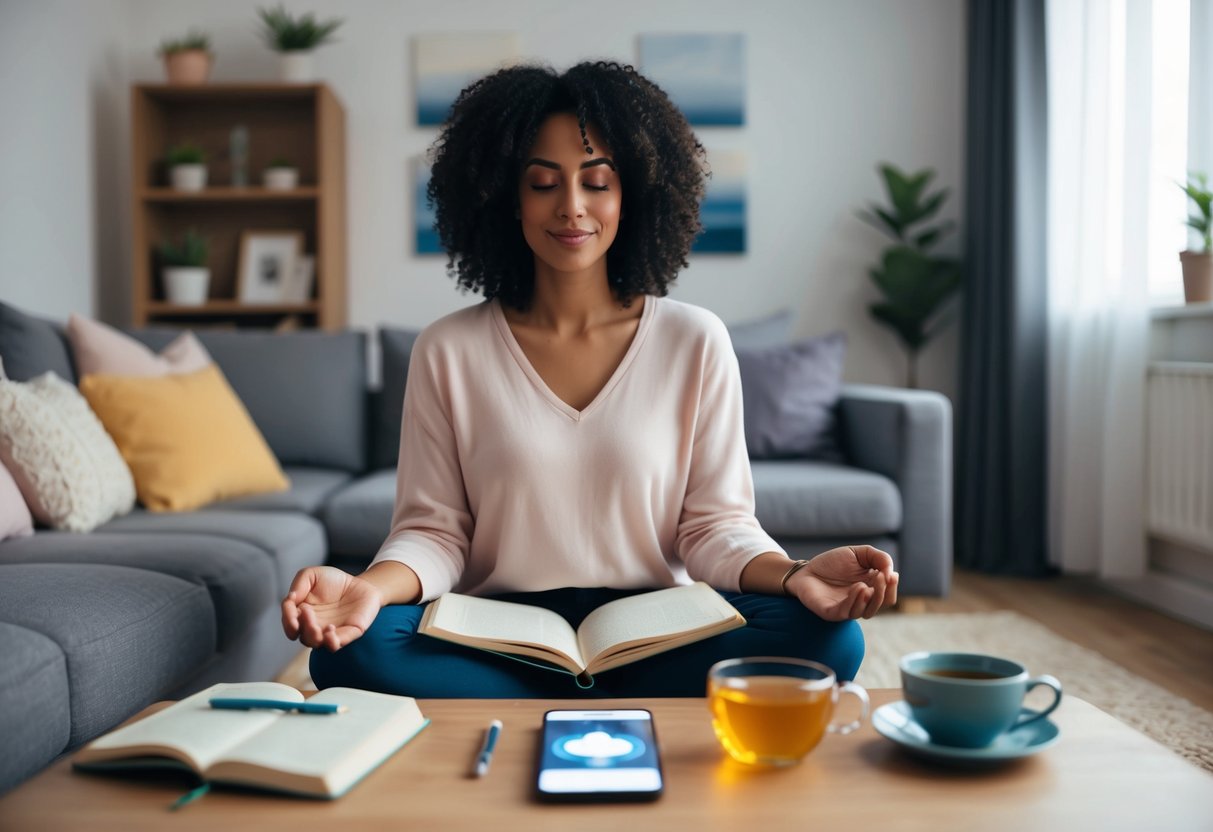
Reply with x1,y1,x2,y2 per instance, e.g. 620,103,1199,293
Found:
1,0,966,399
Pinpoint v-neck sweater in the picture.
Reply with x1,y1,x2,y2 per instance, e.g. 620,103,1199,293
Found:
371,295,786,602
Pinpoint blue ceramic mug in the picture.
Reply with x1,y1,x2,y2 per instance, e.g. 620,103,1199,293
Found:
899,652,1063,748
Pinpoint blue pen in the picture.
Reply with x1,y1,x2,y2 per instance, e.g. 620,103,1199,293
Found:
209,698,347,715
474,720,503,777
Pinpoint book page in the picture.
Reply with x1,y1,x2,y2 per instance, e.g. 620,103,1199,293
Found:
577,583,741,669
78,682,299,771
422,594,585,669
212,687,428,797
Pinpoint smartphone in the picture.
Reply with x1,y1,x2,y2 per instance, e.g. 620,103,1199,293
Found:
535,709,664,803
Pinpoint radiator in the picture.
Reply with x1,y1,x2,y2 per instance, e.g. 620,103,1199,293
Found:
1146,361,1213,551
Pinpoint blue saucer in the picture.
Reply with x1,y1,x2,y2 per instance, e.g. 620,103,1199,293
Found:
872,700,1060,763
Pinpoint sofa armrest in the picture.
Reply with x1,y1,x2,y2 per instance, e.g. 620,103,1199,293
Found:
837,384,953,596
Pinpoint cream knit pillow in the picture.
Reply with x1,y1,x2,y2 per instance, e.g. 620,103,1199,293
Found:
0,371,136,531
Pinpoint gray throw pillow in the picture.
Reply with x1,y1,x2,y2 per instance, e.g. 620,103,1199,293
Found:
727,309,794,350
372,326,422,470
735,331,846,460
0,302,76,384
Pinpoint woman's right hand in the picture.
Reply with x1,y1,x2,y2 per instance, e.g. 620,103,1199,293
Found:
281,566,383,652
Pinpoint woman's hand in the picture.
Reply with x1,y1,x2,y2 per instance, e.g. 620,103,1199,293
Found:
786,545,899,622
281,566,384,652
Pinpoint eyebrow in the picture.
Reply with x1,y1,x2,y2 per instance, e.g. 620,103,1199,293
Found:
525,157,616,171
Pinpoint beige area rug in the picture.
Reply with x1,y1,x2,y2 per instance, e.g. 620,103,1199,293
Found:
856,611,1213,772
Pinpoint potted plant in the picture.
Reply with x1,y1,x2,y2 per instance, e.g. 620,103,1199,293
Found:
256,5,343,83
166,143,207,191
263,156,299,190
858,164,963,388
158,30,213,85
1180,172,1212,304
158,229,210,306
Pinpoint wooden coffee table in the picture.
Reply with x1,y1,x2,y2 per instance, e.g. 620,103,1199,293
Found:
2,690,1210,831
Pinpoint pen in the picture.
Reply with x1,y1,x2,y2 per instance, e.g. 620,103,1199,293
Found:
209,698,347,715
474,719,503,777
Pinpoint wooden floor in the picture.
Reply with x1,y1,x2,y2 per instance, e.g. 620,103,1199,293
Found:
921,569,1213,712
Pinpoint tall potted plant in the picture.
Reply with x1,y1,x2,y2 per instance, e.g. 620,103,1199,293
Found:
256,5,343,83
158,30,213,85
158,229,210,306
858,164,962,388
1180,172,1212,304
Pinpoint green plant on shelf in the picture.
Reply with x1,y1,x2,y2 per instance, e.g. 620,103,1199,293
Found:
157,229,209,267
266,156,295,169
256,5,343,52
157,29,212,56
165,144,206,166
1180,172,1212,253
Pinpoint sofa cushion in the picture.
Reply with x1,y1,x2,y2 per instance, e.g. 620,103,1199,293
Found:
319,470,396,558
727,309,793,349
0,532,276,651
80,365,289,512
96,509,325,595
130,328,368,472
0,372,136,531
751,460,901,537
199,466,353,515
372,326,422,471
67,314,210,377
736,331,846,460
0,621,69,794
0,302,76,384
0,563,214,747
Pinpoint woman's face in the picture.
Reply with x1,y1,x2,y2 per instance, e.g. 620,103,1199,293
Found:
518,112,622,276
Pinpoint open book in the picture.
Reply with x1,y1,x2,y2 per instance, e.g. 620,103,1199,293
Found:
418,581,746,681
72,682,429,799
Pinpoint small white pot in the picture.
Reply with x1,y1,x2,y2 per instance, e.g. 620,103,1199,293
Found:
170,164,207,192
280,51,315,82
164,267,210,305
263,167,299,190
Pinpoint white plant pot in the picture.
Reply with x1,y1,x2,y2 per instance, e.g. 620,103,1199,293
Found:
170,164,207,192
164,267,210,306
263,167,299,190
280,51,315,82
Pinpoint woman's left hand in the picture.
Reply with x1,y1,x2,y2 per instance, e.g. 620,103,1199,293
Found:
786,545,899,622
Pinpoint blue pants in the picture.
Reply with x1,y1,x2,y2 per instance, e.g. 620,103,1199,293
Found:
310,587,865,698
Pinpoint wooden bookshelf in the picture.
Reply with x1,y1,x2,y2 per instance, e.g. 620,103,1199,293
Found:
130,83,347,330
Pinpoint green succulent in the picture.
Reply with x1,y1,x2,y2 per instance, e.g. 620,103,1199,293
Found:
257,5,343,52
266,156,295,169
858,164,962,388
165,144,206,166
158,229,209,268
158,29,212,56
1181,172,1212,252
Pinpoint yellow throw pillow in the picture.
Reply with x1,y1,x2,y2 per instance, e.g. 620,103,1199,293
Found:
79,364,289,512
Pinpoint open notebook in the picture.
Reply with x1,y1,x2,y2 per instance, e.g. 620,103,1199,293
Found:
72,682,429,799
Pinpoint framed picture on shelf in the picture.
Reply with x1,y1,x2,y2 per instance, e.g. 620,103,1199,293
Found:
283,255,316,303
237,230,304,304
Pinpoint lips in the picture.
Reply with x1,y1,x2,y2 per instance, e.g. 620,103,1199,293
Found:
547,230,594,247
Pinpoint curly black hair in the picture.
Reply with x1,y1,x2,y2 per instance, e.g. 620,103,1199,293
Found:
426,60,709,311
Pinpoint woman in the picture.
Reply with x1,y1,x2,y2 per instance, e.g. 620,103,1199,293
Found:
282,61,898,697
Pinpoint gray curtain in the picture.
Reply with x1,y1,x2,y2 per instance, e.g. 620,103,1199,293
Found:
956,0,1052,575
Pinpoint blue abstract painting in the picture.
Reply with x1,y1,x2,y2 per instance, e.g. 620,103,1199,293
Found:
413,158,441,255
639,33,745,126
414,33,520,126
695,149,746,253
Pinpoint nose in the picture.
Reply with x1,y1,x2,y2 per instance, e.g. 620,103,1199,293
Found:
556,184,585,219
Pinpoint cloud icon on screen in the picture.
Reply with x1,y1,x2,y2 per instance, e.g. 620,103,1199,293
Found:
562,731,635,759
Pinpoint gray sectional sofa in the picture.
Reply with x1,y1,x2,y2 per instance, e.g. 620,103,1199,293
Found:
0,300,951,794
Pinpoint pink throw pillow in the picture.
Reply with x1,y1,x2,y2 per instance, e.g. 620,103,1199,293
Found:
67,314,211,377
0,458,34,541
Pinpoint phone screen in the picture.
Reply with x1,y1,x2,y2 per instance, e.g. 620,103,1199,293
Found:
536,709,663,802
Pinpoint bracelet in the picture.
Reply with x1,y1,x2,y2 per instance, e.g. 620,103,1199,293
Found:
780,560,811,596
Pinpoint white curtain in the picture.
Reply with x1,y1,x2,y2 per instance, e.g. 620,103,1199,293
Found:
1046,0,1190,577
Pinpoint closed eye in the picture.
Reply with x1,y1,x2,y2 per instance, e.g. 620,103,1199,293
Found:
528,184,611,192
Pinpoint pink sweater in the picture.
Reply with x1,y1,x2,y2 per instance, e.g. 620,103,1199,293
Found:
371,295,786,602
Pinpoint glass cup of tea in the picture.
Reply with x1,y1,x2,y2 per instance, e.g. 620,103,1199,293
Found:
707,657,870,767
